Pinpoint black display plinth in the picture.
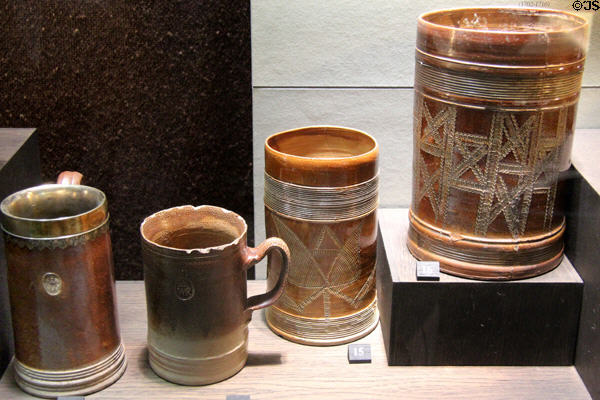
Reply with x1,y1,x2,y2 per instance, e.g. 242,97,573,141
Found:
566,161,600,399
0,128,42,375
377,208,583,366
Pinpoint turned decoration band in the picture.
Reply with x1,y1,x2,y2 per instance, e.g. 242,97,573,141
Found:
14,343,126,398
3,218,110,250
147,339,247,386
264,173,379,221
415,57,583,105
266,297,378,345
408,210,565,279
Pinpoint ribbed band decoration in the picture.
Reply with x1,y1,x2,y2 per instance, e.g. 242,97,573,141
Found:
266,298,378,345
3,218,110,250
148,339,247,385
416,55,583,103
14,343,126,398
264,173,379,221
408,211,564,266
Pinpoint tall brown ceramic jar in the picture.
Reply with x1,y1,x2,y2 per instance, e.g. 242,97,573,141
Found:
0,172,126,398
264,126,379,345
408,8,588,280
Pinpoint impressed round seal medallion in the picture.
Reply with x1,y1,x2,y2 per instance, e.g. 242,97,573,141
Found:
42,272,62,296
175,278,195,301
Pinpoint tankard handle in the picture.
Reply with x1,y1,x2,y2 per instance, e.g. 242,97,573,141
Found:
243,238,290,312
57,171,83,185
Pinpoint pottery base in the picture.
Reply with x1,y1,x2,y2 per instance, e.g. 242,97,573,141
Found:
407,210,564,280
148,339,247,386
14,342,127,398
265,297,379,346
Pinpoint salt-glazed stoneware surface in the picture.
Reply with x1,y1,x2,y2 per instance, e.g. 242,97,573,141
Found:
141,205,289,385
408,7,589,280
264,126,379,345
0,171,126,398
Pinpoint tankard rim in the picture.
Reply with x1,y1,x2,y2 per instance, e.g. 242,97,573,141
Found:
0,183,108,238
418,6,587,35
265,125,378,162
140,204,248,256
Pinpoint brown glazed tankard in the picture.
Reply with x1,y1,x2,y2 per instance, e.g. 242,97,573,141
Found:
141,205,289,385
264,126,379,345
0,171,126,398
408,8,588,280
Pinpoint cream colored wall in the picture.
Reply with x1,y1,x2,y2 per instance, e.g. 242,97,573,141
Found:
251,0,600,277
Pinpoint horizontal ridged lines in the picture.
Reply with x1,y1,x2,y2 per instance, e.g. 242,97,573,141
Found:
416,62,582,103
264,173,378,221
15,343,125,384
266,300,378,341
408,224,562,266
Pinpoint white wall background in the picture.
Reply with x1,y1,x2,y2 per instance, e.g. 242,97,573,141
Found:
251,0,600,278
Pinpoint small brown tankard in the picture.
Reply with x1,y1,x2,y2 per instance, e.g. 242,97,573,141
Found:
0,171,126,398
141,205,289,385
408,8,588,280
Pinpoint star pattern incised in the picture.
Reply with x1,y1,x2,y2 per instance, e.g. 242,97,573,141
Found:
270,215,374,318
413,95,567,238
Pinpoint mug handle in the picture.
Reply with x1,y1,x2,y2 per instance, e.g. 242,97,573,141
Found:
243,238,290,312
57,171,83,185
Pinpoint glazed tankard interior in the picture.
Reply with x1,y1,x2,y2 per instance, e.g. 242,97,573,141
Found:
0,171,126,398
264,126,379,345
141,205,289,385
